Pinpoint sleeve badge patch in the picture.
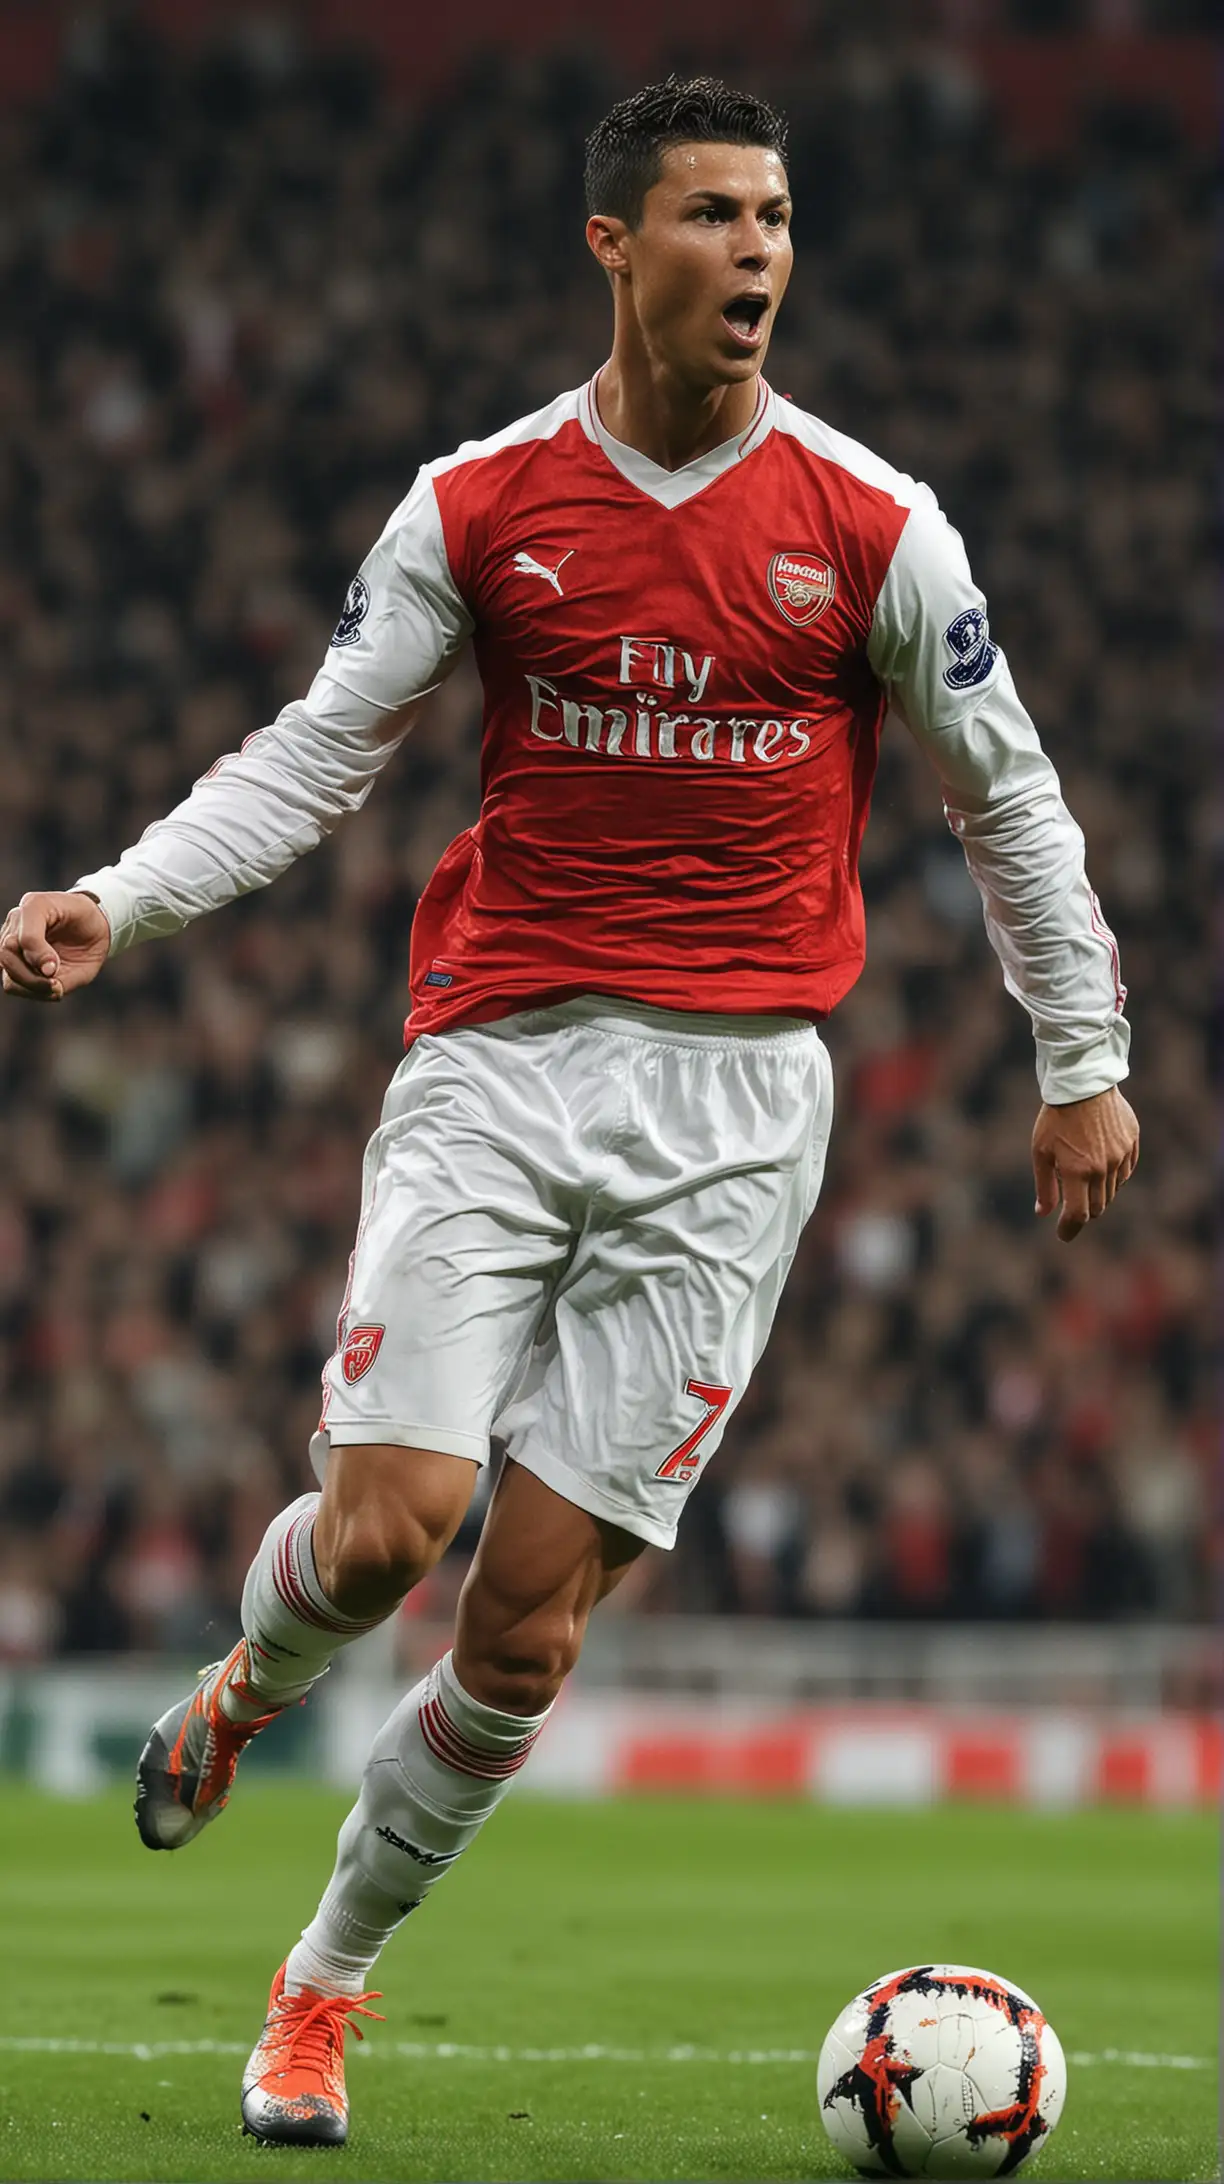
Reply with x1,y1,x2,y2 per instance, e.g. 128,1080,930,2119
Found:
330,573,371,648
941,605,999,690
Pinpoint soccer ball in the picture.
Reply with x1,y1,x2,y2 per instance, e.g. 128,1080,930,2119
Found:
817,1964,1066,2178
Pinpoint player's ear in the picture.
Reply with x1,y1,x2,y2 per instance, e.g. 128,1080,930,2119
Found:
586,214,631,280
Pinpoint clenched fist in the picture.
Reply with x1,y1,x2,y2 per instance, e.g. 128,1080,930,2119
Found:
0,891,111,1003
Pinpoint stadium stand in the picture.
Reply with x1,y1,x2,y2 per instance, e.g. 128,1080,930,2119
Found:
0,15,1212,1654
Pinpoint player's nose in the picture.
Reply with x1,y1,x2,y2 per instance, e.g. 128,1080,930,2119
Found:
731,224,769,271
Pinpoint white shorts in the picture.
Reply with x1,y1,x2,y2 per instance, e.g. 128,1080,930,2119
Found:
310,997,833,1549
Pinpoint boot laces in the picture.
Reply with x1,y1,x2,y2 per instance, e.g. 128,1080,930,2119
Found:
272,1988,385,2078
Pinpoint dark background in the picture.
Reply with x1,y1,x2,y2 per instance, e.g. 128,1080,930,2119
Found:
0,1,1214,1654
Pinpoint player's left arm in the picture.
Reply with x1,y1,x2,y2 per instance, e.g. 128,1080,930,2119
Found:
866,489,1139,1243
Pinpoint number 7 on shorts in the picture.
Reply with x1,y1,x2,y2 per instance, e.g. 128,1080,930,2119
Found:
655,1379,733,1486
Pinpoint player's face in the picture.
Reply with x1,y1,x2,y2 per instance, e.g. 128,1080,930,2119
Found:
599,142,793,388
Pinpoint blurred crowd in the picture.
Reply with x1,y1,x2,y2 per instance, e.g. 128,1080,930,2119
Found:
0,15,1213,1657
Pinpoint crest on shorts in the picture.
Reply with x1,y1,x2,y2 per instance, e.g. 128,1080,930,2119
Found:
341,1324,385,1383
767,550,837,627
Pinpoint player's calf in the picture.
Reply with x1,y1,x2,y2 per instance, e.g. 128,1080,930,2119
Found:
284,1648,552,1998
275,1475,637,1992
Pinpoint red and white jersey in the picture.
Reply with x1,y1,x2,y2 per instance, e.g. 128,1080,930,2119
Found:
78,377,1129,1103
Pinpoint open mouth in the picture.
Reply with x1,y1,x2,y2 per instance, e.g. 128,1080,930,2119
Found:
721,293,769,348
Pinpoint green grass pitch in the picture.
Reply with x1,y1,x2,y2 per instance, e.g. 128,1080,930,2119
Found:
0,1783,1216,2182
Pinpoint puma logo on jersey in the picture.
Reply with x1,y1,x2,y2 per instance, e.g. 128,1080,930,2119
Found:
513,549,574,596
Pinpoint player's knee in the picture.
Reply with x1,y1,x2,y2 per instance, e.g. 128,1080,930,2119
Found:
316,1511,431,1610
456,1597,585,1715
315,1444,474,1613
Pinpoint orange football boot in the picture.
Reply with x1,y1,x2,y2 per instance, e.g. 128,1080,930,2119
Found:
134,1639,284,1849
241,1962,384,2145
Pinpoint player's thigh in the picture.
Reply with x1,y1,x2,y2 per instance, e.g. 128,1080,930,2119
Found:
498,1027,834,1547
311,1034,576,1479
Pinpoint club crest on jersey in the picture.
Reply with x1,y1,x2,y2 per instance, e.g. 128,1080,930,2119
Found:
767,550,837,627
330,574,370,648
341,1324,384,1383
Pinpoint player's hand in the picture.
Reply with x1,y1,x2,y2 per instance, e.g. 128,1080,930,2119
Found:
0,890,111,1003
1031,1086,1139,1244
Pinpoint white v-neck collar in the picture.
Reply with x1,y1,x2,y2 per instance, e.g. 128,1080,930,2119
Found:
580,372,774,509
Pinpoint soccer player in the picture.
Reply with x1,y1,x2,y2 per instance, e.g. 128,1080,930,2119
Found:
0,77,1137,2147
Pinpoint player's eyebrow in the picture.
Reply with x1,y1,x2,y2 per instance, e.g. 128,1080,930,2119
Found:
681,188,792,214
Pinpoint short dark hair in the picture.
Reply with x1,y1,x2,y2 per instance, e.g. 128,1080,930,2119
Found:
584,75,789,230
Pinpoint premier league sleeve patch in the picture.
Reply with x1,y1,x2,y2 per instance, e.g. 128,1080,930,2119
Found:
941,605,998,690
330,573,371,648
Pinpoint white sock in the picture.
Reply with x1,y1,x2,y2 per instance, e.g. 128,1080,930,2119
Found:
285,1650,550,1996
221,1492,386,1721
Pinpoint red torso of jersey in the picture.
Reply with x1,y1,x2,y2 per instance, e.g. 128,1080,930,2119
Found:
407,382,911,1039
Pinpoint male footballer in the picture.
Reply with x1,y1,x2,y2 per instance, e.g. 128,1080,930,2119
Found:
0,78,1137,2147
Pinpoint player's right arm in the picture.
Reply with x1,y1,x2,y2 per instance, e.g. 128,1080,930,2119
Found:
0,468,471,1002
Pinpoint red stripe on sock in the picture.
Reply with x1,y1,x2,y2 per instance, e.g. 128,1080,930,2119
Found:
271,1520,326,1631
271,1514,381,1638
419,1701,522,1780
279,1516,348,1634
418,1693,541,1782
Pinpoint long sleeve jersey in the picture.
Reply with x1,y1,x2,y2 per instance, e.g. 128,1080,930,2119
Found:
76,376,1129,1104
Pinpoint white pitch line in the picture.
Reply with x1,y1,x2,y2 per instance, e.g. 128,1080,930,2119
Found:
1066,2049,1215,2073
0,2038,1213,2070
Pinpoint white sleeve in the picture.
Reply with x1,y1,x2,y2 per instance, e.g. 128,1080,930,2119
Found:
867,488,1130,1105
73,469,473,953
